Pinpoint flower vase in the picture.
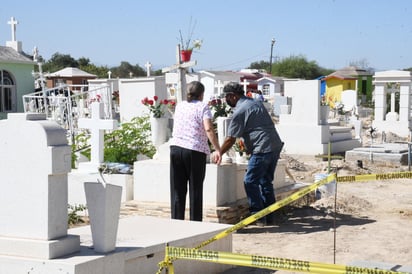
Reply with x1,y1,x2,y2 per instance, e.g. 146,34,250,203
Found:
319,105,330,125
84,181,122,253
150,117,169,147
180,50,192,62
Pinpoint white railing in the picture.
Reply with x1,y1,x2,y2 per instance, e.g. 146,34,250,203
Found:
22,84,116,142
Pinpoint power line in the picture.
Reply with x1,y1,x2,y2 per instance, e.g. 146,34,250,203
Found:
205,49,268,71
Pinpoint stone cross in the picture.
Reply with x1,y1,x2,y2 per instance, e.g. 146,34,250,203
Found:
7,16,18,42
32,46,39,62
241,78,250,93
215,80,225,97
78,102,118,172
145,61,152,77
162,45,196,103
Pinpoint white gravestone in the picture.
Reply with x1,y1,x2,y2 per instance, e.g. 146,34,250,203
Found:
78,102,118,172
217,116,234,163
0,113,80,259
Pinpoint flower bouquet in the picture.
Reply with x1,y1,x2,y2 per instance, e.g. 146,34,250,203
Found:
233,138,247,156
141,96,170,118
208,97,232,120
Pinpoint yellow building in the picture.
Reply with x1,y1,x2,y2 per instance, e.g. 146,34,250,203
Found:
324,66,373,108
324,74,356,108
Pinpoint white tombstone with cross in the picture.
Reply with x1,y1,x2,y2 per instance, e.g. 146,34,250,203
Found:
78,102,118,172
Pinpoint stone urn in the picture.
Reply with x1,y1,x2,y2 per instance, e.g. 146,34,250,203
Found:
84,181,122,253
319,105,330,125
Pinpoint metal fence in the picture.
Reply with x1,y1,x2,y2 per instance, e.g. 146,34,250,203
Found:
22,84,116,142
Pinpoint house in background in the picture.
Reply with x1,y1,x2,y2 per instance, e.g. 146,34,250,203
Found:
45,67,97,90
324,66,373,108
0,17,36,119
256,76,284,99
198,70,241,100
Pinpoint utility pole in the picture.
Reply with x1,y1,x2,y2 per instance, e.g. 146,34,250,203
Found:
269,38,276,74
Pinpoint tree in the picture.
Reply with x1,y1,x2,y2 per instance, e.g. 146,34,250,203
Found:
110,61,146,78
249,60,270,72
43,52,79,72
248,55,333,79
80,64,110,78
271,55,325,79
78,57,91,67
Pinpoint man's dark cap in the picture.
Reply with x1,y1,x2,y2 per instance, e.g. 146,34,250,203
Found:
223,82,244,95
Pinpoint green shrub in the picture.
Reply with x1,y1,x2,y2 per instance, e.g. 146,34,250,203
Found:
104,116,156,165
68,204,87,226
71,115,156,167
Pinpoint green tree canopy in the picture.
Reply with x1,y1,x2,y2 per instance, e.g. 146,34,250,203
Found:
109,61,146,78
272,55,324,79
249,55,333,79
42,52,79,72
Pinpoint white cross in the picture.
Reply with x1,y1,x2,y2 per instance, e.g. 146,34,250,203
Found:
78,102,118,171
241,79,250,93
162,45,196,103
107,70,112,79
214,80,225,97
32,46,39,62
145,61,152,77
7,17,18,42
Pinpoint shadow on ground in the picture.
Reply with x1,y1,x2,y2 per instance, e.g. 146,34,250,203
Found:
236,205,375,234
220,206,376,273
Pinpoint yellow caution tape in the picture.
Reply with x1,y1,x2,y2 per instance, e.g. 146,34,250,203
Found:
166,246,409,274
156,170,411,273
195,173,336,249
337,171,412,183
156,174,336,273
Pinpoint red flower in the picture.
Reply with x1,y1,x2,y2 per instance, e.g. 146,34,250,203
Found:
141,96,169,118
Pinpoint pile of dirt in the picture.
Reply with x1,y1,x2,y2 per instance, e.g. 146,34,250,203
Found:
312,193,373,215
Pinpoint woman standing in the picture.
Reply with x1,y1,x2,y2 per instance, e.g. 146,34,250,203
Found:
170,81,221,221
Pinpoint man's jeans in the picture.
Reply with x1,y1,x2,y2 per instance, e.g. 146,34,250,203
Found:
244,148,281,222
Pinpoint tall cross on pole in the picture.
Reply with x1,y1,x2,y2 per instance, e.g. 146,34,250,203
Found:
162,45,196,103
8,17,18,42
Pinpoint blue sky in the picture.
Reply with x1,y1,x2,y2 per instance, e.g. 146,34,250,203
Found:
1,0,411,72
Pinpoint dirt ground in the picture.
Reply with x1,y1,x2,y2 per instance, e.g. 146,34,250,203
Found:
222,153,412,274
